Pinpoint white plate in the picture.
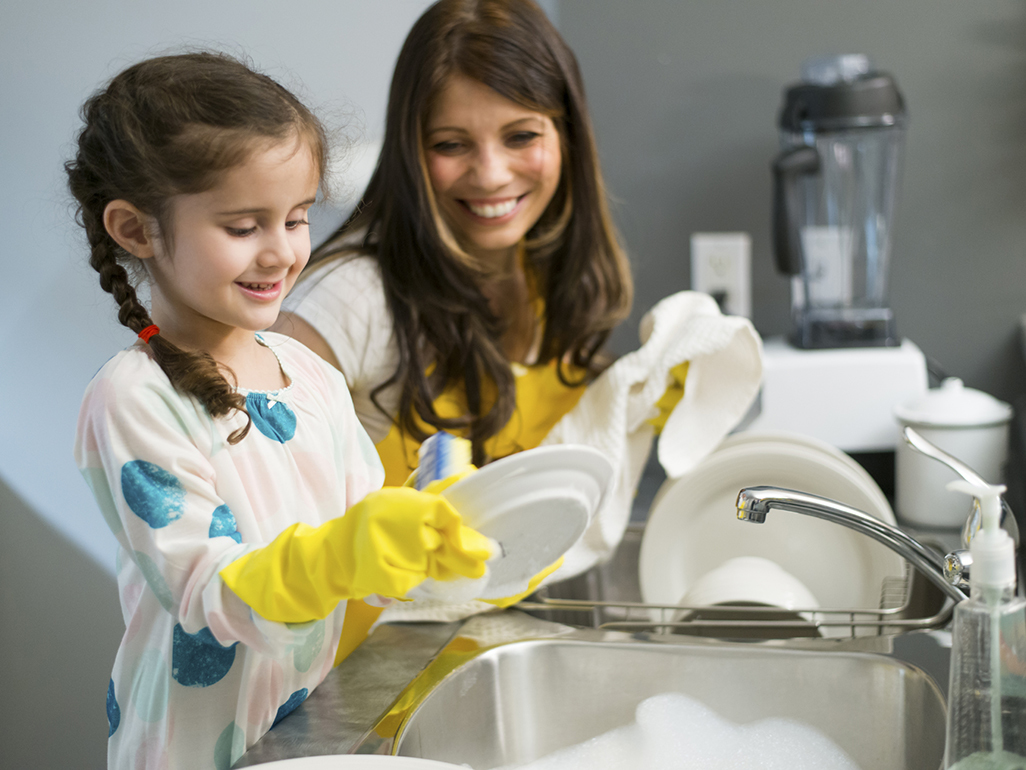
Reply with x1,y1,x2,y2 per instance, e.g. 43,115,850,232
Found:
441,444,612,599
718,430,890,487
647,430,891,518
250,756,463,769
640,438,904,613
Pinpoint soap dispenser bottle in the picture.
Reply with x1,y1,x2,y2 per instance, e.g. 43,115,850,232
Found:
944,480,1026,769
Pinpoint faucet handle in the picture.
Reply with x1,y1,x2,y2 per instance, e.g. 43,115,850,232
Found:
943,550,972,588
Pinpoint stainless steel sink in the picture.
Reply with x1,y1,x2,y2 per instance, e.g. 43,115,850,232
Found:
384,613,946,770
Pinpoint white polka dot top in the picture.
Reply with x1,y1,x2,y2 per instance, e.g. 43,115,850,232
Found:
74,332,385,770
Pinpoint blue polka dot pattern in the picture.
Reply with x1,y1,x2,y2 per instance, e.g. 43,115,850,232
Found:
209,504,242,543
213,721,246,770
171,624,238,688
246,392,296,443
121,460,186,528
106,679,120,737
272,688,309,728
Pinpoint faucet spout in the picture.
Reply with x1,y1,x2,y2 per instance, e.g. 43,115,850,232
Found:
736,486,969,604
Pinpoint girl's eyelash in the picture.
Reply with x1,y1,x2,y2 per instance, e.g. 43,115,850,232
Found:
225,219,308,236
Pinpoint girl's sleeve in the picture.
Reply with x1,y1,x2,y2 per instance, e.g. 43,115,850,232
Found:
75,365,315,655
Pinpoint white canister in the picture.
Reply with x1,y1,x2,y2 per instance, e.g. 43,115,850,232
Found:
894,377,1012,528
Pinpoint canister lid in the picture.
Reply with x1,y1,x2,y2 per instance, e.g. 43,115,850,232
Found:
894,377,1013,428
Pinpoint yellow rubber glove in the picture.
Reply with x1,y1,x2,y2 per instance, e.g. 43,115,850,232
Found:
219,486,495,624
480,556,565,608
646,361,690,435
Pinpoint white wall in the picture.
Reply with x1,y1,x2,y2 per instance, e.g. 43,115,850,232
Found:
0,0,441,572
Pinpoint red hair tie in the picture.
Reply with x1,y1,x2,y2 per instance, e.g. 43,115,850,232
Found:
138,325,160,344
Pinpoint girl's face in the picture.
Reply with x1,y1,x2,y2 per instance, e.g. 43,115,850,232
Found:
424,74,563,267
144,138,319,348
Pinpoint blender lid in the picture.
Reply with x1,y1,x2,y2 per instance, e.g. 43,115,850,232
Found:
780,55,906,132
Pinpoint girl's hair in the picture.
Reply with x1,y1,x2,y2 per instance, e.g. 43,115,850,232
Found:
307,0,632,464
66,51,327,443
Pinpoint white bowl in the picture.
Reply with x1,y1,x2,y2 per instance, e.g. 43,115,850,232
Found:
640,434,904,616
681,556,821,611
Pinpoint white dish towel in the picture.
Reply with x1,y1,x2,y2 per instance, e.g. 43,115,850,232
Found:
542,290,763,580
378,291,762,622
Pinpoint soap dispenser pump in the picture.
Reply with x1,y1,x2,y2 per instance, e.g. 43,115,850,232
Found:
944,479,1026,769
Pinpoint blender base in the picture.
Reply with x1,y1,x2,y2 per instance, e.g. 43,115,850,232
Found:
793,308,899,349
743,336,928,452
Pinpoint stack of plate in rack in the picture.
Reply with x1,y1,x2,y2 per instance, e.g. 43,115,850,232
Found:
639,431,906,621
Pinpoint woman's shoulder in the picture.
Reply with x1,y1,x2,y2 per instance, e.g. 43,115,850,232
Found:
281,254,399,393
287,253,386,310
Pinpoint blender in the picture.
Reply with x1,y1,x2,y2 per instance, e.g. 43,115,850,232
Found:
745,55,928,457
772,54,905,348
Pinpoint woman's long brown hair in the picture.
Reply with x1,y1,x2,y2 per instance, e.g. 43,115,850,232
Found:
67,52,327,443
307,0,632,463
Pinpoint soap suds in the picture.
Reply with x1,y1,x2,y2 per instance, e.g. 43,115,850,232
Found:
501,692,862,770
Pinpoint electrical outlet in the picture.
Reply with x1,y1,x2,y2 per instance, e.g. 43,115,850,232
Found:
690,232,751,317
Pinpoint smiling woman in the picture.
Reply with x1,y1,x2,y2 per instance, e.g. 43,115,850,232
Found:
279,0,632,492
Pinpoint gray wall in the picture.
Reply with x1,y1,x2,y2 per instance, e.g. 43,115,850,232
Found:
0,477,123,768
561,0,1026,405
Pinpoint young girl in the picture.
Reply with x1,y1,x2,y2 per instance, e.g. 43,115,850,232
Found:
68,52,492,770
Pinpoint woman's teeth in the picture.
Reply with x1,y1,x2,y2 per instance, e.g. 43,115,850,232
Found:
466,198,518,218
240,282,275,291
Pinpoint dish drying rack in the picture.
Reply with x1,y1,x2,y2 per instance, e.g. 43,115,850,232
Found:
517,562,953,640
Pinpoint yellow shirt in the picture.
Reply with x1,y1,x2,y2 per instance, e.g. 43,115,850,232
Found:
375,358,588,487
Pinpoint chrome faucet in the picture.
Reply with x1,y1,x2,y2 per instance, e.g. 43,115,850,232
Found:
735,486,970,604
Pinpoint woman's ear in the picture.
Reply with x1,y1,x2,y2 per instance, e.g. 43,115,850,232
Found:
103,200,157,259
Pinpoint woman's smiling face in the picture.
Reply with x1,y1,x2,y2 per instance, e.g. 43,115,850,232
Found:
424,74,563,267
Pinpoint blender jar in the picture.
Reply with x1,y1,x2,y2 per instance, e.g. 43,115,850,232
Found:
772,55,907,348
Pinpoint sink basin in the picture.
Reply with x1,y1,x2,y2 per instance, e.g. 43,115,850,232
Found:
387,616,946,770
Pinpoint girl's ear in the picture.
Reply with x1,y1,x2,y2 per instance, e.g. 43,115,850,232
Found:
103,200,157,259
